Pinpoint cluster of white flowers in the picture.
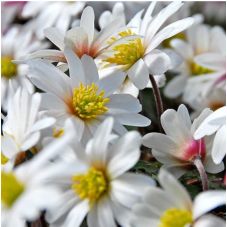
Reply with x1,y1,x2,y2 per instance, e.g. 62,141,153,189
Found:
1,1,226,227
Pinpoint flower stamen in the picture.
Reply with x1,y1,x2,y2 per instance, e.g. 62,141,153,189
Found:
1,57,18,79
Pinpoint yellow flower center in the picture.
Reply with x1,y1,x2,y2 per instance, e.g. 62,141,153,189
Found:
53,127,64,138
1,172,25,208
1,57,18,79
73,82,109,119
102,29,144,70
159,208,193,227
1,152,9,165
190,61,214,76
72,167,107,207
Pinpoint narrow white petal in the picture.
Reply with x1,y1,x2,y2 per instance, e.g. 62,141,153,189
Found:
193,191,226,220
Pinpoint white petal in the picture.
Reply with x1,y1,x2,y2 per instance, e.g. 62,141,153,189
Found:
107,131,141,179
162,48,183,70
44,27,65,50
64,46,86,88
161,109,192,144
212,125,226,164
164,75,187,98
203,156,224,174
158,168,192,211
96,72,126,98
194,53,226,71
20,131,40,151
1,134,18,159
143,49,171,75
97,196,117,227
127,59,149,90
81,54,99,85
80,6,94,46
110,173,155,208
63,199,89,227
193,191,226,220
106,94,141,113
194,214,226,227
170,39,193,60
87,202,99,227
177,104,192,130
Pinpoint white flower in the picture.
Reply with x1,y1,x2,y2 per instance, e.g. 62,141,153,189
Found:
1,159,60,227
164,25,226,105
1,86,56,166
142,104,224,179
194,106,226,164
1,25,50,111
27,48,150,144
34,117,156,227
131,169,226,227
21,1,85,40
98,1,194,90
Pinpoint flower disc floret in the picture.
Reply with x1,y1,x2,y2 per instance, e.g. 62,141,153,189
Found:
190,61,214,76
73,82,110,119
102,30,144,69
1,57,18,79
72,167,107,206
1,172,25,207
159,208,193,227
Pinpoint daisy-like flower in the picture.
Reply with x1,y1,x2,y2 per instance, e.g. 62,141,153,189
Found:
21,1,86,40
164,25,226,105
1,135,71,227
33,117,156,227
194,106,226,165
1,25,50,111
98,1,194,90
142,104,224,181
132,169,226,227
27,47,150,144
16,6,134,72
1,86,56,166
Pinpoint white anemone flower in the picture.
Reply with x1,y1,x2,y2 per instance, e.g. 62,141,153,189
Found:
164,25,226,105
194,106,226,164
142,104,224,179
132,169,226,227
1,158,61,227
32,117,156,227
98,1,194,90
1,86,56,166
21,1,85,40
27,47,150,144
1,25,50,111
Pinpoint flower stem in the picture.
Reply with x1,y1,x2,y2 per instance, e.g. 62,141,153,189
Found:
149,74,164,133
193,157,209,191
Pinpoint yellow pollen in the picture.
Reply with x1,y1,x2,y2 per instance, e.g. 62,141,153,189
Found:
73,82,110,119
1,172,25,208
53,127,65,138
72,167,107,207
1,152,9,165
159,208,193,227
102,29,144,70
1,57,18,79
190,61,214,76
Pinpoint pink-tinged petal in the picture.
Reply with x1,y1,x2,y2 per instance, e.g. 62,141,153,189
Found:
64,27,89,58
